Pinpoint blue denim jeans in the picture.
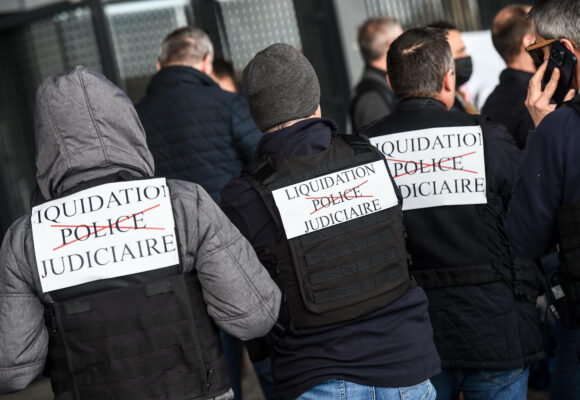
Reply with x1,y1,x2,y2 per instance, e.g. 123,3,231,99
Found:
297,379,436,400
430,367,529,400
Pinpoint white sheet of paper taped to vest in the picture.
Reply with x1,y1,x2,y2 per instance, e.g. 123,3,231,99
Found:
31,178,179,293
272,160,398,240
370,125,487,211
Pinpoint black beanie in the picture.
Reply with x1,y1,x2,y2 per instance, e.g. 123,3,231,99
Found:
242,43,321,132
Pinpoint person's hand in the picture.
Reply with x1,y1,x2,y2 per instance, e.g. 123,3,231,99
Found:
526,60,576,127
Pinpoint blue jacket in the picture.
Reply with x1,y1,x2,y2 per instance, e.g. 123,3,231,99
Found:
221,118,441,399
136,66,262,201
508,102,580,258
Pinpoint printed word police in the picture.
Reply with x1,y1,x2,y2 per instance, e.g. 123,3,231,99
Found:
33,182,168,224
391,155,466,177
57,213,147,248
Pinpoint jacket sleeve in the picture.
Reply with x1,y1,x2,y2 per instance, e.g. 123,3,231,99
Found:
514,114,535,150
0,222,48,394
186,185,280,341
485,120,521,211
507,110,570,259
230,95,263,164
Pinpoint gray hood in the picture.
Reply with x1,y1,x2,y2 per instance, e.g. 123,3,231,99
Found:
34,66,154,199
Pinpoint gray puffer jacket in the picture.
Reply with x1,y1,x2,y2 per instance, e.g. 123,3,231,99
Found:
0,66,281,395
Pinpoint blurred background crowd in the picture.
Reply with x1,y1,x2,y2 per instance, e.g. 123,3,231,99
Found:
0,0,518,240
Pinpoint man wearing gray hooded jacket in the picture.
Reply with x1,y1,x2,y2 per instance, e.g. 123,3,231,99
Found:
0,66,281,400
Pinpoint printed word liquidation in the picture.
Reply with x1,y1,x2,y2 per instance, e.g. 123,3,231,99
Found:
375,130,483,158
283,165,376,200
33,183,168,225
272,161,398,239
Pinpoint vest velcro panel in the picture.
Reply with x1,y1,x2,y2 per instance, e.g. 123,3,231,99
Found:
46,273,229,400
291,210,407,315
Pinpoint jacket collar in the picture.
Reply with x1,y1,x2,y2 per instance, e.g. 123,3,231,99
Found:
257,118,338,158
396,97,448,112
499,68,534,85
362,65,389,84
146,66,217,93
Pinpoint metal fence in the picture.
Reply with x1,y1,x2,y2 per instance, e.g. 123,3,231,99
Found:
106,0,192,102
364,0,482,31
217,0,302,71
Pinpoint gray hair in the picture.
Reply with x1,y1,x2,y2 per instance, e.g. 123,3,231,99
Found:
387,27,454,99
158,26,214,67
529,0,580,43
358,17,403,63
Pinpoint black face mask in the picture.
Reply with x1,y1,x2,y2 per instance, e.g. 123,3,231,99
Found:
455,56,473,87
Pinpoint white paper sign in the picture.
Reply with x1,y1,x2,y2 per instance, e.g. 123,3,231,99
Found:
31,178,179,293
370,126,487,211
272,160,398,239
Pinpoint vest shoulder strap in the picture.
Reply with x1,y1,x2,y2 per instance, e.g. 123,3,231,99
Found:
243,158,276,183
337,133,373,154
241,160,283,231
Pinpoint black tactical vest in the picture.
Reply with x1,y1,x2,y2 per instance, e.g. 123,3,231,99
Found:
41,177,230,400
551,95,580,327
242,135,410,330
363,102,538,301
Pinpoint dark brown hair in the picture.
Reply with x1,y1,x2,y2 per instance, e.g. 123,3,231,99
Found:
387,27,454,99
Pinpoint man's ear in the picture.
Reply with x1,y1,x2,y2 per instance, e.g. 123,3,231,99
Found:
386,74,393,90
156,60,162,71
561,38,580,91
443,68,455,92
200,53,213,76
560,38,577,55
522,33,535,50
311,104,322,118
